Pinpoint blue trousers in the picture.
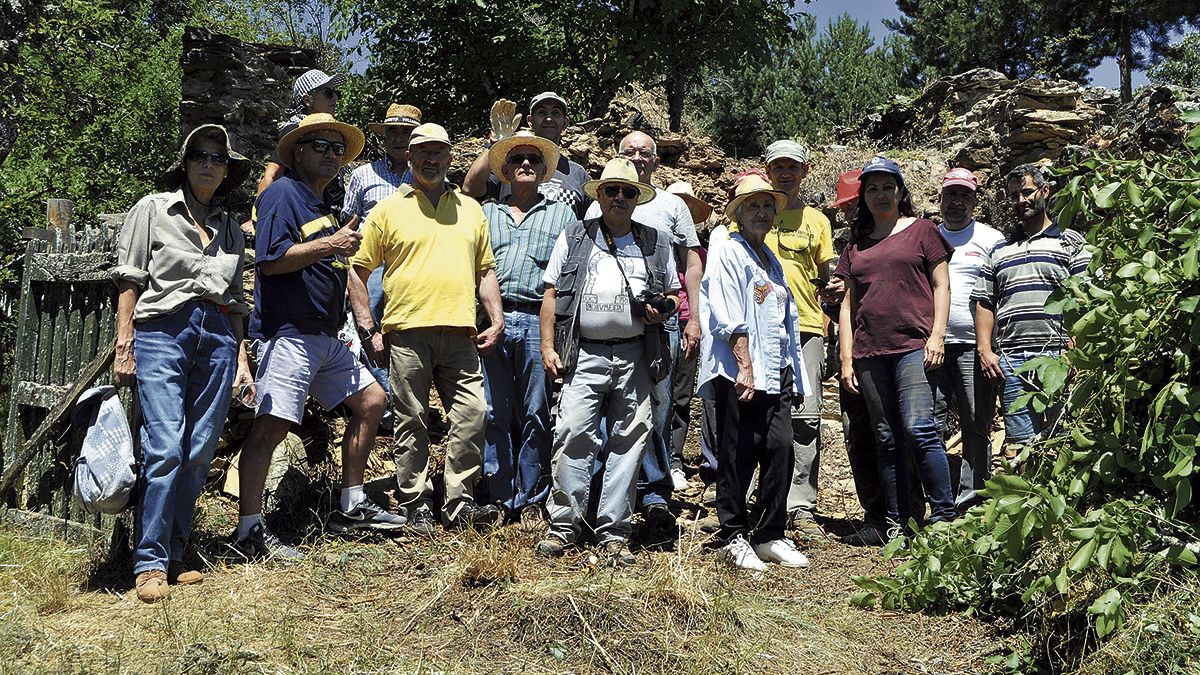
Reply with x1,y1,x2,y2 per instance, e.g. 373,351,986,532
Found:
999,349,1064,444
855,348,956,525
481,310,552,514
133,300,237,574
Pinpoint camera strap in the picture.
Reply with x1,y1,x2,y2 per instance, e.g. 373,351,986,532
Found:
597,220,646,312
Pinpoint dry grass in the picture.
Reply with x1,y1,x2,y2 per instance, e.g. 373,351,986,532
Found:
0,384,1004,673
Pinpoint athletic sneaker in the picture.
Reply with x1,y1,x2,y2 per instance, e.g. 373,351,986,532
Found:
752,538,810,568
407,507,437,537
719,535,767,571
670,468,688,491
224,523,304,562
327,496,407,534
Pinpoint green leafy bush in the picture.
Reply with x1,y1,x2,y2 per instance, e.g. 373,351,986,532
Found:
852,109,1200,672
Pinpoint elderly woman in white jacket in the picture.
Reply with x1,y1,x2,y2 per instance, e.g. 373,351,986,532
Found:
698,175,812,572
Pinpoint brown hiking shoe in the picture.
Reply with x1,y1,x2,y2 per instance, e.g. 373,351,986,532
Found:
602,540,636,567
168,561,204,586
136,569,170,603
519,505,545,530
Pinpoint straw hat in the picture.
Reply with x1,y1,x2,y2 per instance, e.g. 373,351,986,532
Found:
490,131,560,183
161,124,251,197
275,113,364,168
725,175,787,218
582,158,655,205
368,103,423,136
665,181,713,225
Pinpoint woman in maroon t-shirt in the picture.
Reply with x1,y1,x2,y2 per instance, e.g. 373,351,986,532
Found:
833,157,956,536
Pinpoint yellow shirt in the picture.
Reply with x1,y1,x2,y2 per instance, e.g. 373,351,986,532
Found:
352,186,495,333
765,206,835,334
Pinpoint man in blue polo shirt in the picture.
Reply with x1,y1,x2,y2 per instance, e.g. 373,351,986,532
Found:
972,164,1092,453
227,113,406,562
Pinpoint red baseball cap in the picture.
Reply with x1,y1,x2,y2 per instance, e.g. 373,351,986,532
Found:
830,169,862,208
942,167,978,191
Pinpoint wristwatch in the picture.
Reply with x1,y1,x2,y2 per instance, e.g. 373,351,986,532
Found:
357,325,378,342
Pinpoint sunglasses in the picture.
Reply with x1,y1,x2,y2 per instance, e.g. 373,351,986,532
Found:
506,153,544,166
603,184,639,200
620,148,655,159
319,87,340,99
298,138,348,156
187,151,230,166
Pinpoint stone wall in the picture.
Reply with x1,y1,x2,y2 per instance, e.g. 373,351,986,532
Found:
180,27,317,170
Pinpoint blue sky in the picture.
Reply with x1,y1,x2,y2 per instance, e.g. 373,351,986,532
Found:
800,0,1150,90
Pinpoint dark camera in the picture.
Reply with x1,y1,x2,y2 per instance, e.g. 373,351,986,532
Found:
632,291,674,318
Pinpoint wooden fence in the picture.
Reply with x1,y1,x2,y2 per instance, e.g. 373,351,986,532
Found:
1,199,131,540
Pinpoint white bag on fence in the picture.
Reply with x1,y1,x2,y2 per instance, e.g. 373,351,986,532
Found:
71,385,137,515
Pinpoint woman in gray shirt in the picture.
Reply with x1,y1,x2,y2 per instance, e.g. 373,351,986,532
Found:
112,124,254,603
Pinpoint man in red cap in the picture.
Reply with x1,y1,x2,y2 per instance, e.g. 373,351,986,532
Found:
935,168,1004,509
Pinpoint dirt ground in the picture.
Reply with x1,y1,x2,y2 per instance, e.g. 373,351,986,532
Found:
0,382,1006,674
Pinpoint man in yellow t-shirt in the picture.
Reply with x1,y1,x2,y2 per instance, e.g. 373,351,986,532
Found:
348,123,505,535
763,140,836,534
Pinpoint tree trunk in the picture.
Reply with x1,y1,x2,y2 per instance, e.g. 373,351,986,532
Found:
1117,10,1133,103
666,65,685,133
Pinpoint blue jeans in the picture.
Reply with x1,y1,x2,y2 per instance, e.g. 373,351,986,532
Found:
365,266,394,431
548,341,652,544
133,300,237,574
481,310,552,514
855,348,956,525
934,344,995,507
638,319,680,508
999,349,1063,443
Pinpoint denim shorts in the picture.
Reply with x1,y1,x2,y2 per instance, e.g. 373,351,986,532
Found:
255,334,374,423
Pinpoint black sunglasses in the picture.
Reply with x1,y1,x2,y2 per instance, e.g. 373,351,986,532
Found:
603,184,639,200
298,138,348,156
506,153,544,166
320,87,340,99
187,150,230,166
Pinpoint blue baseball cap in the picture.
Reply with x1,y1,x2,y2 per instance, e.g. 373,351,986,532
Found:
860,156,904,182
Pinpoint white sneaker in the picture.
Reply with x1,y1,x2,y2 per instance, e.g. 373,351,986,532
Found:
670,468,688,491
753,538,810,568
719,535,767,571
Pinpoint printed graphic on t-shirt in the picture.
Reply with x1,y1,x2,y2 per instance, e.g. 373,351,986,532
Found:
577,235,647,341
754,281,771,304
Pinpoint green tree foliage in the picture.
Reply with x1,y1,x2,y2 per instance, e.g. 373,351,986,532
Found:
691,14,919,158
331,0,796,136
892,0,1200,101
1149,32,1200,87
852,115,1200,670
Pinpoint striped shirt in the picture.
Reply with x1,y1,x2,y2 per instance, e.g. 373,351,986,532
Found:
971,223,1091,352
343,159,413,219
484,195,575,303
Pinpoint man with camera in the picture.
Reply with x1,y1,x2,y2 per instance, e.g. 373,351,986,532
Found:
536,158,680,567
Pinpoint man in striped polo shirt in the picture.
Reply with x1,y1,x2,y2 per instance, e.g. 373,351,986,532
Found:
972,164,1092,450
479,132,576,524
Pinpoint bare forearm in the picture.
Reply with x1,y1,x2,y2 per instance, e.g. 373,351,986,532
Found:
540,288,557,351
838,290,854,364
257,162,284,196
348,265,375,330
729,333,751,370
683,247,702,314
462,149,492,198
477,268,504,326
115,282,139,347
260,239,334,276
975,304,996,354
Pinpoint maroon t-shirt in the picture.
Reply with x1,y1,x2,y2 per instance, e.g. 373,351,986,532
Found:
833,218,952,360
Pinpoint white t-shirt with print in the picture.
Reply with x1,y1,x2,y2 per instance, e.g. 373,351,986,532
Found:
544,228,681,341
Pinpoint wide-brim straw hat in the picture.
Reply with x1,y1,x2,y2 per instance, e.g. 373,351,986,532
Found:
582,158,655,205
725,175,787,218
161,124,251,197
490,131,560,184
665,181,713,225
275,113,365,168
368,103,423,136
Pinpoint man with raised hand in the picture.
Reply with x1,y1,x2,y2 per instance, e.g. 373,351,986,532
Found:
349,123,505,536
935,168,1004,508
463,92,591,217
973,164,1092,456
229,113,406,562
